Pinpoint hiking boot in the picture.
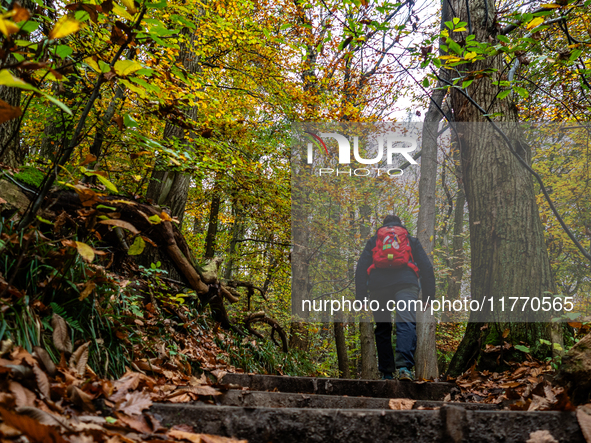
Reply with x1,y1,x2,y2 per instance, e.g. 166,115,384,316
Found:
398,367,414,381
381,372,394,380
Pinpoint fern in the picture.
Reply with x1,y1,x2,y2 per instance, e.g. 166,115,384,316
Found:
49,302,83,333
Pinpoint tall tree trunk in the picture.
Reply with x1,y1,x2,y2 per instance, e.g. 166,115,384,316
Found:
446,0,558,375
359,320,379,379
445,146,465,305
204,191,221,259
146,30,199,226
223,204,242,279
414,0,453,381
334,321,350,378
358,204,379,379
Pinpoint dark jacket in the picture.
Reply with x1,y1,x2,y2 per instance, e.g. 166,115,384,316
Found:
355,222,436,301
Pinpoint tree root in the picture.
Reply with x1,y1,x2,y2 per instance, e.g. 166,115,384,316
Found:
244,311,288,353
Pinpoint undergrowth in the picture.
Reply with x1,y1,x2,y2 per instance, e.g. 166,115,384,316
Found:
0,216,314,378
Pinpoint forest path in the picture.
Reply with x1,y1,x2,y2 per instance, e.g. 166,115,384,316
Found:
150,374,585,443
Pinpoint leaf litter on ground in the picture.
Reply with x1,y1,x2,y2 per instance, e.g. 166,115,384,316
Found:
0,330,246,443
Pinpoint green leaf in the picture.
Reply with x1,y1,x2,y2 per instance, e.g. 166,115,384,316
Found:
462,79,474,88
552,343,563,351
95,175,118,193
422,78,429,88
128,236,145,255
448,41,462,55
105,417,117,424
569,49,582,62
0,69,72,115
148,214,162,224
514,344,530,353
514,86,529,98
96,205,116,211
539,339,551,345
497,35,510,44
146,0,167,8
55,45,73,59
124,114,138,128
497,89,511,99
20,21,39,33
36,215,54,225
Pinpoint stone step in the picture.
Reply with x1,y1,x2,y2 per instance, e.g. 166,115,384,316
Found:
220,373,454,401
150,403,585,443
213,389,500,410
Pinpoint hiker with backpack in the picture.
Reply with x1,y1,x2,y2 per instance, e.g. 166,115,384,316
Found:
355,215,435,381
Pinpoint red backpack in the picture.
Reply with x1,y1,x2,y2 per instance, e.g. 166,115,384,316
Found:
367,225,420,277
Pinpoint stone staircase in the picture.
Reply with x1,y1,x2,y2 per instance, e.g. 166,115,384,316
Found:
150,374,586,442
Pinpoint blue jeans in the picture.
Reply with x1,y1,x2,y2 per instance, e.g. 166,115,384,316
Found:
371,284,418,373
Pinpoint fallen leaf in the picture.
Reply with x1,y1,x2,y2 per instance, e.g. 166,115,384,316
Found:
116,391,152,416
8,381,36,407
32,364,50,398
33,347,56,376
51,314,73,354
577,408,591,443
68,385,95,412
168,430,247,443
526,429,558,443
98,219,139,234
15,406,71,430
388,398,415,410
79,281,95,301
0,407,69,443
75,241,95,263
69,342,90,376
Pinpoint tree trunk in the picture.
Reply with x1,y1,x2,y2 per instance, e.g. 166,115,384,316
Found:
204,191,221,259
443,145,465,321
414,0,454,381
146,30,199,227
447,0,558,375
0,85,23,167
334,321,350,378
415,79,448,380
359,320,379,379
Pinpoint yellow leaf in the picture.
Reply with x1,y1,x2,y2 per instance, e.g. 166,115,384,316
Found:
128,236,145,256
464,51,477,60
85,57,100,72
120,0,137,13
0,70,30,89
453,27,467,32
429,235,434,242
50,16,80,39
75,241,95,262
539,3,561,8
79,282,96,301
114,60,143,77
112,3,133,20
526,17,544,30
0,19,19,37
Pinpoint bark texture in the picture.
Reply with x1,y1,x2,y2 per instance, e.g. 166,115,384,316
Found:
359,320,379,379
334,322,351,378
447,0,557,374
146,30,199,226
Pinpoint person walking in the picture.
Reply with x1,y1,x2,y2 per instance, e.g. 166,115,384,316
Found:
355,214,435,380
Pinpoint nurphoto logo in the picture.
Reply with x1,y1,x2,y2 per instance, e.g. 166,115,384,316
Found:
304,130,419,177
